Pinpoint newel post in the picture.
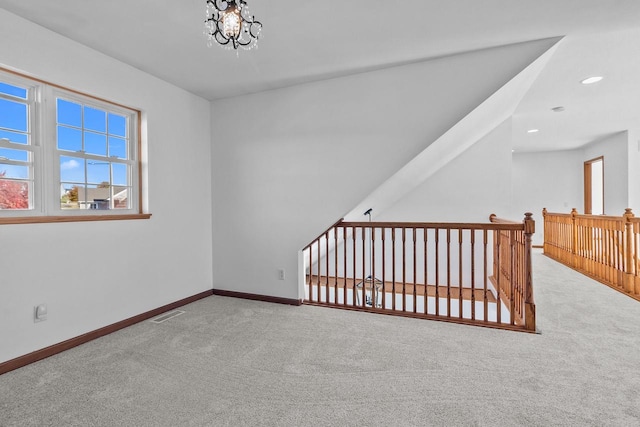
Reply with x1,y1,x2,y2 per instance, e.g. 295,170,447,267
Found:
571,208,578,269
542,208,547,254
523,212,536,332
623,208,635,293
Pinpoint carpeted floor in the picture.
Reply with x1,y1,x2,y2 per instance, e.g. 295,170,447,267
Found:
1,250,640,426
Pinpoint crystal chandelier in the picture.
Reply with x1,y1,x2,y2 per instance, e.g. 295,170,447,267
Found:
204,0,262,51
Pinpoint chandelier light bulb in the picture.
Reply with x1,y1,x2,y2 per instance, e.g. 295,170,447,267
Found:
204,0,262,51
222,6,241,38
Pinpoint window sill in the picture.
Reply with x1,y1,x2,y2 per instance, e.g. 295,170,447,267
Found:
0,213,152,225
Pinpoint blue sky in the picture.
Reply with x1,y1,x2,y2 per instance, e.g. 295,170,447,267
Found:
0,81,129,192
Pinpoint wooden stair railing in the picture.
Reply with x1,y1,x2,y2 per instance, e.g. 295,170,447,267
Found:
542,208,640,301
302,214,536,332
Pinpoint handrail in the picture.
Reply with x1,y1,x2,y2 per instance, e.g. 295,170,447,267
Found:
489,213,519,224
302,213,536,332
542,208,640,301
339,220,524,230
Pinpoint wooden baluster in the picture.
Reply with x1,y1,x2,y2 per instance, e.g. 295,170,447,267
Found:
542,208,548,254
571,208,578,269
624,209,635,293
308,241,313,302
495,229,502,325
587,217,591,272
459,229,463,319
362,226,366,308
317,239,322,302
424,227,428,315
435,228,440,316
610,220,614,284
372,226,377,308
471,229,476,321
615,220,620,285
602,219,607,283
352,226,356,307
510,230,516,325
342,227,347,305
523,213,536,332
606,221,611,285
392,228,396,311
596,218,600,278
402,227,407,312
334,227,338,304
446,228,451,318
381,226,386,310
635,221,640,295
413,227,417,314
325,231,330,304
599,219,603,281
483,229,488,322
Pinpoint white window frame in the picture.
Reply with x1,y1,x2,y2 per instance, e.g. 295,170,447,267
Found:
47,89,139,216
0,68,145,222
0,71,41,217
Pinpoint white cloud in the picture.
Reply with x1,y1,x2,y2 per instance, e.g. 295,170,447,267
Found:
60,159,80,170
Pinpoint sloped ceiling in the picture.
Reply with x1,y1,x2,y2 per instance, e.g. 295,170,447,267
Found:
1,0,639,152
345,38,560,221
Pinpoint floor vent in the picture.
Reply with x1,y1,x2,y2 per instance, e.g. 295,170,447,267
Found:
150,310,185,324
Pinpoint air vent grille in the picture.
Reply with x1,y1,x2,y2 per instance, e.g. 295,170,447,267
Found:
150,310,185,324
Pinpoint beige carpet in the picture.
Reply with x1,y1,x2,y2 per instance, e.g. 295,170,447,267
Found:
1,250,640,426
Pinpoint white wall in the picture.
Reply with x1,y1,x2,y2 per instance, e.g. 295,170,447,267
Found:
211,41,553,300
511,149,583,245
0,10,213,363
378,119,513,223
583,131,629,215
627,129,640,211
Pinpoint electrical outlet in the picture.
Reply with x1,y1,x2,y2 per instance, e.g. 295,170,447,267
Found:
278,269,285,280
34,303,47,323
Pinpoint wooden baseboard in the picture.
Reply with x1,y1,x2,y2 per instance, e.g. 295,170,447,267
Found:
212,289,302,306
0,289,213,376
532,245,544,249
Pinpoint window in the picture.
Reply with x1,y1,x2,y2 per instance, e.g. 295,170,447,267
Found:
0,69,145,223
0,78,33,211
584,156,604,215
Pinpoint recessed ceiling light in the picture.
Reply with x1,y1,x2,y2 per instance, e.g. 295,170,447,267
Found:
527,129,539,133
581,76,603,85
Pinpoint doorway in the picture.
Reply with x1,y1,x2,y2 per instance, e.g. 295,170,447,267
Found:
584,156,604,215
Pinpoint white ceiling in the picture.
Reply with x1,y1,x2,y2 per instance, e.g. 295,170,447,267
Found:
1,0,640,152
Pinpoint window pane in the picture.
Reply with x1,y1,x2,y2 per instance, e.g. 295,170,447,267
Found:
61,183,85,209
87,161,110,184
0,147,28,162
57,126,82,152
0,98,27,132
108,137,127,159
0,179,29,209
60,156,85,183
108,113,126,137
113,187,129,209
0,163,29,179
84,106,106,132
57,99,82,128
86,184,110,210
0,82,27,99
112,163,127,186
0,129,28,144
85,132,107,156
